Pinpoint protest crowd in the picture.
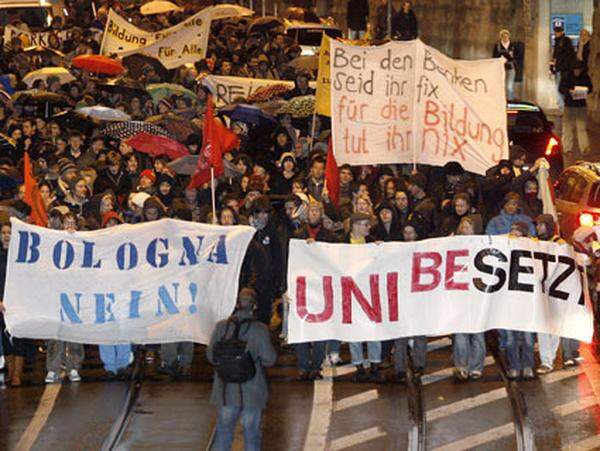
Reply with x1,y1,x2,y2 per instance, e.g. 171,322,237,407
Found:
0,1,596,449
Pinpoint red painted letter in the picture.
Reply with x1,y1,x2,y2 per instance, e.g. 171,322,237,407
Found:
412,252,442,292
341,275,382,324
445,249,469,290
387,272,399,322
296,276,334,323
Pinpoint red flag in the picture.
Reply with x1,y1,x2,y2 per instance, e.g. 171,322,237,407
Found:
188,94,239,189
325,138,339,207
23,152,48,227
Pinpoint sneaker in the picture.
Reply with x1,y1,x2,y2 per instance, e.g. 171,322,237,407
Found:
45,371,60,384
469,370,482,380
574,356,585,364
455,368,469,381
328,354,342,366
563,359,575,368
68,369,81,382
536,363,553,375
507,369,519,380
522,368,535,380
0,355,4,369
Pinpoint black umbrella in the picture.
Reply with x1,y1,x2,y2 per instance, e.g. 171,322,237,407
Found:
98,77,147,98
12,90,70,119
248,16,284,34
51,111,98,135
122,54,169,82
23,45,65,60
101,121,173,141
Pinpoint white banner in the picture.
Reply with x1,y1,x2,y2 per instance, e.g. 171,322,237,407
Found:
203,75,295,107
4,218,255,345
330,39,508,174
287,237,594,343
3,26,102,49
101,5,252,68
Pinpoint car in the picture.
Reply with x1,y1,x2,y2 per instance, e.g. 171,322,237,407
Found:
507,101,563,178
284,19,342,56
555,161,600,239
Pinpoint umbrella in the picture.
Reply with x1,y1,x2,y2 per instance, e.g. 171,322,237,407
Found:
97,77,147,97
278,95,315,118
125,132,189,160
220,104,278,127
287,55,319,72
145,113,198,142
72,55,125,76
246,84,292,103
23,46,65,60
51,111,97,135
76,106,132,122
101,121,173,141
248,16,284,34
0,90,11,104
140,1,182,15
146,83,196,104
11,90,68,105
23,67,75,88
122,53,169,81
168,155,242,178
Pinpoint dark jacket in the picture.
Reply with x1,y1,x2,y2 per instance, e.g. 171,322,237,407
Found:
347,0,369,31
492,41,518,71
392,9,418,41
207,308,277,409
553,35,576,74
559,71,593,108
294,223,339,243
94,169,132,200
253,221,285,296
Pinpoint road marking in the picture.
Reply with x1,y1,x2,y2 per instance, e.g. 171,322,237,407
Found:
539,366,585,384
15,384,61,451
333,389,378,412
427,387,507,422
551,395,597,416
427,337,452,352
579,344,600,405
431,423,514,451
303,367,334,451
422,356,495,386
329,426,386,450
562,435,600,451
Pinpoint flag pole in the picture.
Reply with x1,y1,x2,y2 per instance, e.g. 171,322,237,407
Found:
309,110,317,152
210,167,217,224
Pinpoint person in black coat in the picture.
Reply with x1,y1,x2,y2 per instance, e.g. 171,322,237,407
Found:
559,61,593,155
372,201,401,241
93,151,132,202
248,196,284,325
551,26,576,109
392,1,418,41
347,0,369,40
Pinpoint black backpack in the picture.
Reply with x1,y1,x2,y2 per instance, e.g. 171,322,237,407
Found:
212,318,256,384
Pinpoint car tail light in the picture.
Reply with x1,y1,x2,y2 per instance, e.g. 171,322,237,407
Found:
579,212,598,227
545,136,560,156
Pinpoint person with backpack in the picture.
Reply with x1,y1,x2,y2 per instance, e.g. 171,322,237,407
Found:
207,288,277,451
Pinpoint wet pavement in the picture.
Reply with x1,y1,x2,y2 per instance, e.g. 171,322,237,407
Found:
1,338,600,450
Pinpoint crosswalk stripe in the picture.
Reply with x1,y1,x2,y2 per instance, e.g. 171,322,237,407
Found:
422,356,495,386
15,384,62,451
539,366,584,384
431,422,514,451
562,434,600,451
427,387,507,422
427,337,452,352
303,367,334,451
551,396,597,416
333,389,379,412
329,426,387,450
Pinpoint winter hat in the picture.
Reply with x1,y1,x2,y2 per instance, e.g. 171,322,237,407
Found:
58,158,77,178
250,195,272,215
101,211,124,228
157,172,175,187
143,196,168,216
408,173,428,191
130,191,151,209
444,161,465,177
510,221,530,237
535,214,557,237
278,151,296,167
503,192,521,207
140,169,156,184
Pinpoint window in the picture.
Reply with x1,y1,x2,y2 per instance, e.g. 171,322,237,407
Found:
588,182,600,208
506,111,545,134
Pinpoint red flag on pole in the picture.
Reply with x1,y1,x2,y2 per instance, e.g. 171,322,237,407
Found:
188,94,239,189
325,138,339,207
23,152,48,227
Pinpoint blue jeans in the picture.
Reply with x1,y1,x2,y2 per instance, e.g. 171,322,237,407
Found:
99,344,132,374
294,341,326,372
213,405,262,451
505,330,535,371
453,333,486,372
349,341,381,366
561,338,580,360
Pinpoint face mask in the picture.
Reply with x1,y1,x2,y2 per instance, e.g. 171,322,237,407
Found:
251,215,268,230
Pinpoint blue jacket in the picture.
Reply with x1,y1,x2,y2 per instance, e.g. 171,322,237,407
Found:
485,210,536,236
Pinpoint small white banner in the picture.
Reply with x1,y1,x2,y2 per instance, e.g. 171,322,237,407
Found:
287,237,594,343
4,218,255,345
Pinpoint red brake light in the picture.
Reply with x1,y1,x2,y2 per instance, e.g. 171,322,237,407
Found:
545,136,560,156
580,212,596,227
